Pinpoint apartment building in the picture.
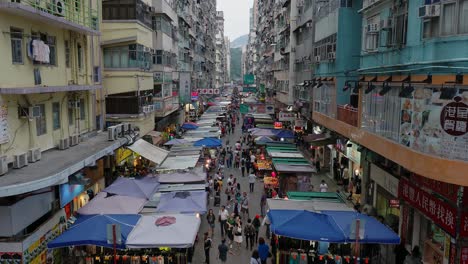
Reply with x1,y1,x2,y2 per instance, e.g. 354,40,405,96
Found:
215,11,227,89
225,36,231,82
0,0,129,262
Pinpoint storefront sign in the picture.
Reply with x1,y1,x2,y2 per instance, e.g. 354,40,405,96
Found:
371,164,399,198
389,199,400,208
440,96,468,136
179,72,191,104
458,211,468,237
399,178,457,236
191,92,199,101
279,111,295,122
346,142,361,164
153,72,163,82
461,247,468,264
295,119,305,128
266,104,275,114
274,122,283,129
411,173,461,204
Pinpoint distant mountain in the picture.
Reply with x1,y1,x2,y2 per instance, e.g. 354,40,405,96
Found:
230,48,242,81
230,34,249,48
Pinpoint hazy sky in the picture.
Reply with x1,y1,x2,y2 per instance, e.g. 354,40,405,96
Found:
217,0,254,41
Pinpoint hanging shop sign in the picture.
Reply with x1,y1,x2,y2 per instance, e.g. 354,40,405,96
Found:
461,247,468,264
153,72,163,82
266,105,275,114
389,199,400,208
458,211,468,237
274,122,283,129
399,178,457,237
179,72,191,104
410,173,462,204
370,164,399,197
191,92,199,101
279,111,296,122
346,141,361,164
243,74,255,85
440,96,468,136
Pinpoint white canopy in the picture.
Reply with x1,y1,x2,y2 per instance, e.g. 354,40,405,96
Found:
158,155,200,170
126,214,201,248
269,152,305,158
127,139,169,165
267,199,354,212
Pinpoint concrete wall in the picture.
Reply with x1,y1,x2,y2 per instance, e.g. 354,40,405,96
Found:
101,22,153,48
103,71,154,95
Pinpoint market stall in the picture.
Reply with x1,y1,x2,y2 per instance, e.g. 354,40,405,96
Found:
272,161,316,194
156,190,207,214
77,192,147,215
103,176,160,200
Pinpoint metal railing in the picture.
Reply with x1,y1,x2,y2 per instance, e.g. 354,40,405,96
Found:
337,105,359,127
9,0,99,31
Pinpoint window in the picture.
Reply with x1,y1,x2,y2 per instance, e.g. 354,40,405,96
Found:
441,2,456,35
155,50,163,64
79,99,86,120
93,66,100,82
103,45,151,69
65,40,70,68
10,28,23,64
36,104,47,136
48,36,57,65
68,107,74,126
77,44,83,70
364,16,380,52
52,102,61,130
423,17,440,38
461,0,468,33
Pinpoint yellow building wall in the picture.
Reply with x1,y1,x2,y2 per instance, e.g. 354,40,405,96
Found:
0,14,99,89
101,22,153,48
0,92,93,162
103,71,154,95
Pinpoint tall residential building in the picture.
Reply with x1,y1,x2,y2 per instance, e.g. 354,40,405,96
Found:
225,36,231,82
215,11,227,89
0,0,125,262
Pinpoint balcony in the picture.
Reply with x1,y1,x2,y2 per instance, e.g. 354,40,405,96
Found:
0,0,99,35
154,96,179,118
337,105,358,127
106,95,153,116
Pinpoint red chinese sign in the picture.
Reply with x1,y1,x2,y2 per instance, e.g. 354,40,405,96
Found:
389,199,400,208
459,211,468,237
461,247,468,264
399,178,457,236
440,96,468,136
274,122,283,129
411,173,461,204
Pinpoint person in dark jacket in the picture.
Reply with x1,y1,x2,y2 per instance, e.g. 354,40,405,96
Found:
394,242,409,264
257,237,270,264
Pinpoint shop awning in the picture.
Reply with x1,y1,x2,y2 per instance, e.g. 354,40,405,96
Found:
77,192,147,215
273,163,316,173
48,214,140,249
268,210,347,242
157,155,200,170
267,199,352,212
127,139,169,165
268,151,304,159
126,214,201,249
156,190,207,214
158,168,206,183
272,158,309,164
287,191,345,202
103,176,160,199
157,184,206,192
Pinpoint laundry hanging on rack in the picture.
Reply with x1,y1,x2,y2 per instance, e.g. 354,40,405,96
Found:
32,39,50,63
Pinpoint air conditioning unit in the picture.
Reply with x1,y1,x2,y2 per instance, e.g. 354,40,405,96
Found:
122,123,130,134
419,4,441,18
53,0,65,16
27,148,41,163
144,47,151,52
13,153,28,169
366,23,380,33
108,126,117,141
58,137,70,150
0,155,7,175
115,124,123,137
380,18,392,29
68,100,80,108
29,106,41,118
70,134,79,146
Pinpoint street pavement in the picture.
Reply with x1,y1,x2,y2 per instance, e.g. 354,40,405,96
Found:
192,112,346,264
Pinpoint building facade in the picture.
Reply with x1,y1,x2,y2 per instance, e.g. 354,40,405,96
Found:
215,11,227,89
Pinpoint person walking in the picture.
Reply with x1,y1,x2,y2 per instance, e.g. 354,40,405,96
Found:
241,192,250,218
217,239,229,263
262,214,271,239
319,180,329,192
404,246,423,264
206,209,216,237
252,215,261,243
241,164,246,177
245,218,256,250
249,172,256,193
218,206,229,238
250,250,261,264
203,232,212,264
233,217,243,253
258,237,270,264
260,191,267,217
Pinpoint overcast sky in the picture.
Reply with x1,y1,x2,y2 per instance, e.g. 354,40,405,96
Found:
217,0,254,41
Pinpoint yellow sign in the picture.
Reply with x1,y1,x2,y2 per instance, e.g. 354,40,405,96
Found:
116,148,133,164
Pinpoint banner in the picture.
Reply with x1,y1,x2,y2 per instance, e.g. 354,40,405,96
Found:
244,74,255,85
179,72,191,104
279,111,296,122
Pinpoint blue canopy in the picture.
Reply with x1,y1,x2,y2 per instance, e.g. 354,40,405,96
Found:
157,190,207,214
268,210,346,242
193,138,222,147
323,211,401,244
181,123,199,130
274,129,295,139
48,214,140,249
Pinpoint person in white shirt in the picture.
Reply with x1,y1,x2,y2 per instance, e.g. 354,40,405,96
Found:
218,206,229,238
227,174,234,185
319,180,329,192
248,173,256,193
250,154,256,163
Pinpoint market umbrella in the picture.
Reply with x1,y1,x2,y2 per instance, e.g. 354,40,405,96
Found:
164,138,190,146
193,138,222,147
274,129,295,139
251,128,277,137
255,136,274,142
77,192,147,215
48,214,140,249
103,176,160,199
181,123,199,130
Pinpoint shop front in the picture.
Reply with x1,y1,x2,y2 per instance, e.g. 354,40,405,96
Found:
399,177,460,264
332,139,363,203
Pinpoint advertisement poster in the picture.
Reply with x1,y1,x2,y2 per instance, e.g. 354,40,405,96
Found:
179,72,191,104
279,111,296,122
399,87,468,162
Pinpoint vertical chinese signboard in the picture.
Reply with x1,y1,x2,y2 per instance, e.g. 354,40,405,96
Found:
399,178,457,237
461,247,468,264
179,72,191,104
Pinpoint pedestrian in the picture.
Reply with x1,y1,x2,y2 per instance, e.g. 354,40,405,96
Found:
241,164,246,177
206,209,216,236
246,160,251,174
203,232,212,264
251,250,261,264
260,191,267,217
319,180,329,192
394,242,409,264
249,172,256,192
241,192,249,218
233,217,243,252
404,246,423,264
225,183,233,206
262,214,271,239
258,237,270,264
226,213,236,248
234,154,240,168
245,218,256,250
218,206,229,238
252,215,261,243
218,239,229,263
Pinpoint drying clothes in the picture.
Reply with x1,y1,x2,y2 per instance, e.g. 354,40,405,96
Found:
32,39,50,63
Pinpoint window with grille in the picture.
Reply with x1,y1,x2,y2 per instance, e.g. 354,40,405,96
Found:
36,104,47,136
10,28,23,64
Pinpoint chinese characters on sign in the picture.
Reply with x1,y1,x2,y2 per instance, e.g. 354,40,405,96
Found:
399,178,457,236
279,111,296,122
274,122,283,129
411,173,461,203
440,96,468,136
461,247,468,264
